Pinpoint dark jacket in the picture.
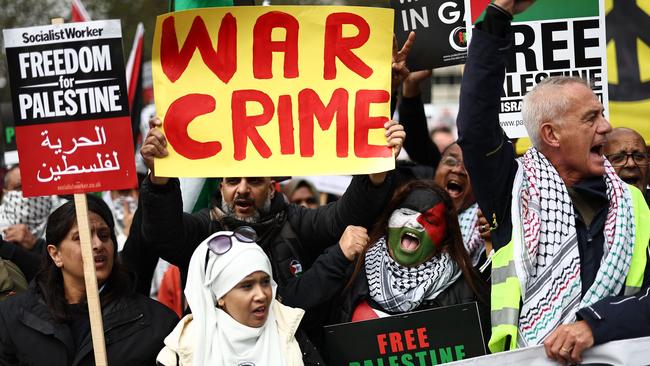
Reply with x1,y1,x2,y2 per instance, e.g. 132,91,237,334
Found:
136,174,393,309
135,174,394,348
0,283,178,365
456,4,650,345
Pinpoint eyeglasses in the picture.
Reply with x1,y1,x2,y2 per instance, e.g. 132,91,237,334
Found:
441,156,464,168
207,226,258,255
605,152,650,167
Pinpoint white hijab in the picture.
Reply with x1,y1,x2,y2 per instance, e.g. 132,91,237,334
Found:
185,231,286,366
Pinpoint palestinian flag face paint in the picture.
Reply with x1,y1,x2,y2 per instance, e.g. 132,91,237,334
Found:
387,202,447,267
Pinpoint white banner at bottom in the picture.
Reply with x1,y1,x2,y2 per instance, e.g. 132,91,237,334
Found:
445,336,650,366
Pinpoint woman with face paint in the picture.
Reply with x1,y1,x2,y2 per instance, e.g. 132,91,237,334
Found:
157,227,324,366
336,180,489,336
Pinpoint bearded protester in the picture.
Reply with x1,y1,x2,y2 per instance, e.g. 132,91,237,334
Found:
336,180,489,341
604,127,649,203
135,117,404,348
456,0,650,364
157,228,323,365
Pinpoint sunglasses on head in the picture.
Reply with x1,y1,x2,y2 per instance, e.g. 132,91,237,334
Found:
207,226,258,255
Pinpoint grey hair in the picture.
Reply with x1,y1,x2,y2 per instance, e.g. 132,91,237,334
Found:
521,76,590,148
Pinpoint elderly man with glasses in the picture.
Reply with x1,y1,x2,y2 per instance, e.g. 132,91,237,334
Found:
604,127,650,203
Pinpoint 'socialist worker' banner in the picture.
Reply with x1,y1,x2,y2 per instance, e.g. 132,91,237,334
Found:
3,20,137,197
152,6,394,177
465,0,609,138
325,303,486,365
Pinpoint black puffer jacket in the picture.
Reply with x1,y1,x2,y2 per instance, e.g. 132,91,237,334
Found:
0,283,178,365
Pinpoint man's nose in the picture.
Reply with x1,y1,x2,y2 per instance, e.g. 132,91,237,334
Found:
235,178,251,194
598,116,612,134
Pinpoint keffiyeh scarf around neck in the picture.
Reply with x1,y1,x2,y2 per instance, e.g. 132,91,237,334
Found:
365,236,461,313
512,148,635,346
0,191,52,238
458,203,485,266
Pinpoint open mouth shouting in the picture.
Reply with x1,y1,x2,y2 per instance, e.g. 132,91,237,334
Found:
252,304,268,321
590,142,605,163
234,197,255,213
400,231,421,253
445,178,465,200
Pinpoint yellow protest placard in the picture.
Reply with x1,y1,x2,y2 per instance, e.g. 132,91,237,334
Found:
152,6,394,177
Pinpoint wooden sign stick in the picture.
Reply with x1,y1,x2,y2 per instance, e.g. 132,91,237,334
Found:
74,194,109,365
49,17,109,366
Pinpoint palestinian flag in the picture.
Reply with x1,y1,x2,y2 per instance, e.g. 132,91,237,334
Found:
468,0,599,24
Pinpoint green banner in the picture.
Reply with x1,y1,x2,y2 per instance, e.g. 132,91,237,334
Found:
473,0,599,23
170,0,233,11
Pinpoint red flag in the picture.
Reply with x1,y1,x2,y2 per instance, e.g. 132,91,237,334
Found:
71,0,91,22
126,23,145,109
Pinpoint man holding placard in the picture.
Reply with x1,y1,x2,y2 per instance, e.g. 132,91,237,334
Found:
140,5,408,347
457,0,650,363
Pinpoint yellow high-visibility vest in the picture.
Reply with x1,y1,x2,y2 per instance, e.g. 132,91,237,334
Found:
489,185,650,353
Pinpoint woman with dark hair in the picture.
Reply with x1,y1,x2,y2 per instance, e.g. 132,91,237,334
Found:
0,195,178,365
337,180,489,336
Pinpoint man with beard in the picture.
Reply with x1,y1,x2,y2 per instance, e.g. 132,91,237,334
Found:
136,117,404,347
457,0,650,364
604,128,649,203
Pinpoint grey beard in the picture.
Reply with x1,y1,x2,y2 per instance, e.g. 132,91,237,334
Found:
221,194,272,223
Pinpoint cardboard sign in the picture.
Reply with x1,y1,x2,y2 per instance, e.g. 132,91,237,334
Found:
465,0,609,138
151,6,395,178
3,20,137,196
325,302,486,365
392,0,467,70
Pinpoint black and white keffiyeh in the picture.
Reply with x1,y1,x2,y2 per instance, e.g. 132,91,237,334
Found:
513,148,634,346
0,191,52,238
365,236,461,313
458,203,485,266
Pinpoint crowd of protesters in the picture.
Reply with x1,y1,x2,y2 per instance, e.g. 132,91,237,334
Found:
0,0,649,364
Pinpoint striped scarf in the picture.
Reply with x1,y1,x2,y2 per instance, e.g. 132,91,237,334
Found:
458,203,485,266
512,148,635,346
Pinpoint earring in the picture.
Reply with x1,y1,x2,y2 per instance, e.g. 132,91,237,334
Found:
55,261,62,268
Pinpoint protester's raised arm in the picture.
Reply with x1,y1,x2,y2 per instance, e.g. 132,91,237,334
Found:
140,117,169,186
456,4,519,251
368,119,405,186
398,70,441,168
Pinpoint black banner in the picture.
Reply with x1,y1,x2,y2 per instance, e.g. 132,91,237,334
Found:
325,302,486,365
5,37,128,126
391,0,467,71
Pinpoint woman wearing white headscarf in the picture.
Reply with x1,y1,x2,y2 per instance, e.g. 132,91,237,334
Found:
157,227,324,366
